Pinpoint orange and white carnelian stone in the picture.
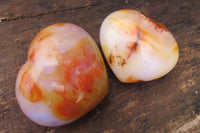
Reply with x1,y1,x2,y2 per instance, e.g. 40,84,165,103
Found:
100,9,179,83
16,23,109,126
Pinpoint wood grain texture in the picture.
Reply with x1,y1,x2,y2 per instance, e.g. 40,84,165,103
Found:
0,0,200,133
0,0,99,21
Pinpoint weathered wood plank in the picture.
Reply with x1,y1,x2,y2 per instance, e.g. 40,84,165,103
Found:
0,0,100,21
0,0,200,133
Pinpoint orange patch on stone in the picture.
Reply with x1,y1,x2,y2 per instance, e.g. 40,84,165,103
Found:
38,31,54,42
75,64,103,93
54,100,81,119
19,72,43,102
83,97,90,101
29,50,35,62
110,17,137,34
126,76,133,82
125,76,142,83
63,39,104,93
173,43,179,52
53,23,67,27
120,9,132,13
72,90,77,96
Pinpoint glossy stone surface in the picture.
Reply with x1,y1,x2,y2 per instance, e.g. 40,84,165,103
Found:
100,9,179,83
16,23,109,126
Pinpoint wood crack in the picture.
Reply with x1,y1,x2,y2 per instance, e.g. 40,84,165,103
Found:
0,3,100,23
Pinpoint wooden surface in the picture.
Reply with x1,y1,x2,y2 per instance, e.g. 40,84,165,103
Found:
0,0,200,133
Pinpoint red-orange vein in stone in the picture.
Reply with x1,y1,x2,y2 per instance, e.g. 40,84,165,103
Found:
127,28,141,58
